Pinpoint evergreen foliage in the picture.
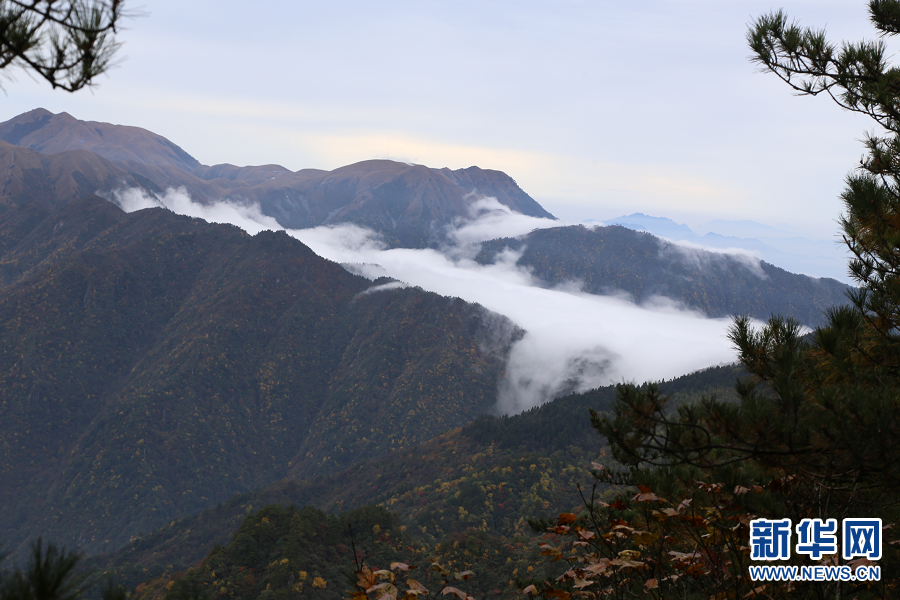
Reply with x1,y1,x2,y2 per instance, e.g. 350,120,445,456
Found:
0,1,125,92
520,2,900,598
0,538,124,600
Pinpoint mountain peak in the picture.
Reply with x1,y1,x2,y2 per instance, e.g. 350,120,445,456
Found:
605,213,696,238
0,109,201,171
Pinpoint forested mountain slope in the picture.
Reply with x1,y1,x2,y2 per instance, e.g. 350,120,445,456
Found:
80,366,743,597
0,198,518,558
476,225,849,327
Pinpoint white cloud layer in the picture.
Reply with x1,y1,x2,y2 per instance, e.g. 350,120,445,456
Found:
111,187,282,235
658,237,769,279
112,188,740,415
446,197,563,246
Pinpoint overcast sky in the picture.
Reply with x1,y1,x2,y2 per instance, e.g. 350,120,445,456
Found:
2,1,891,237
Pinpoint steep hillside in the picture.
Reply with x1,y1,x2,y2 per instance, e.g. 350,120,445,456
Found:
476,225,850,327
0,198,518,558
80,366,743,596
0,141,154,212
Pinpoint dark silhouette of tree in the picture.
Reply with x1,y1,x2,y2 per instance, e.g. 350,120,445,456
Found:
0,1,125,92
0,538,89,600
0,539,128,600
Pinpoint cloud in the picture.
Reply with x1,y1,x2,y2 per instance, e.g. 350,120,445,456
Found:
356,281,408,296
446,197,562,246
658,237,768,279
112,187,739,415
110,187,282,235
286,221,738,415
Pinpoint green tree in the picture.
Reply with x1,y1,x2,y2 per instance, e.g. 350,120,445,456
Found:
596,0,900,497
0,538,89,600
529,1,900,597
0,1,125,91
0,539,127,600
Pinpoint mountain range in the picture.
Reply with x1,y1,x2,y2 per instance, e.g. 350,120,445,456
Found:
0,109,553,248
0,107,856,588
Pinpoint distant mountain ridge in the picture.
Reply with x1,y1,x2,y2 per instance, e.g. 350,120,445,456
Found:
0,108,201,171
476,225,850,327
0,109,554,247
603,212,849,282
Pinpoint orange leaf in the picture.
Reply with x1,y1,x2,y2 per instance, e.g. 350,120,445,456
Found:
557,513,577,525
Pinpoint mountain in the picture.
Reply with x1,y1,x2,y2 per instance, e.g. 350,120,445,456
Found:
0,198,518,558
602,213,849,282
0,140,154,212
0,110,554,247
695,218,802,239
0,109,855,576
79,365,743,599
0,108,201,171
476,225,850,327
603,213,697,239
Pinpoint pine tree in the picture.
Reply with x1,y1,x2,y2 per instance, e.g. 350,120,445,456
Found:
567,2,900,596
0,1,125,92
0,539,89,600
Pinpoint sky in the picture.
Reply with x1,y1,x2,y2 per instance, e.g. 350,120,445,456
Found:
2,1,893,238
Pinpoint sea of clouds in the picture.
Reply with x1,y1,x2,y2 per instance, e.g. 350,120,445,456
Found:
112,187,744,414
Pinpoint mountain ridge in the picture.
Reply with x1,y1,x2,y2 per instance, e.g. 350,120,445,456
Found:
0,110,554,248
0,108,201,172
602,212,849,281
476,224,849,327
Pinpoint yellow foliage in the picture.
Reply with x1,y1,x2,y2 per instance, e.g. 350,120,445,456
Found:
312,577,327,589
